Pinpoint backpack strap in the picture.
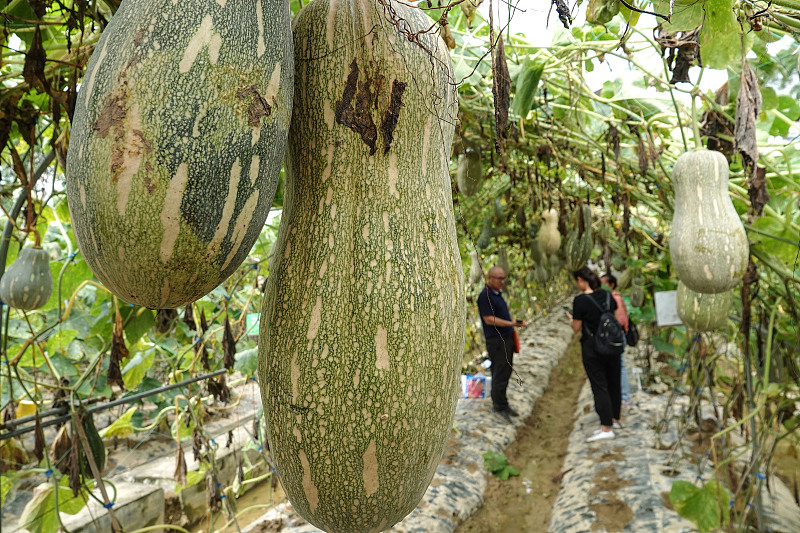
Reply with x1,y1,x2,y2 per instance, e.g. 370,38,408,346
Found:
585,292,610,314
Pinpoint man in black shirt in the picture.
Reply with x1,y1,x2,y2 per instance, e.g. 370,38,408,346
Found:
477,266,527,422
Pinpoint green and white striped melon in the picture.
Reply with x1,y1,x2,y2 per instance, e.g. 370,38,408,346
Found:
66,0,293,308
258,1,464,531
0,247,53,310
676,281,732,331
669,150,748,294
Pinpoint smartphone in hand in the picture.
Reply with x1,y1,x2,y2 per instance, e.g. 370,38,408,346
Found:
562,306,571,313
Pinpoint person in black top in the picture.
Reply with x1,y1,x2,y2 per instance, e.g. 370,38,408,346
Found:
477,266,527,422
565,266,621,442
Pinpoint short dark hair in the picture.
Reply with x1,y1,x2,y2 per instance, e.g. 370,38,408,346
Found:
573,266,601,291
601,273,617,288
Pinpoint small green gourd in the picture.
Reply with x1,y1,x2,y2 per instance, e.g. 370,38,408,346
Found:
0,247,53,310
469,250,482,284
629,277,645,308
669,150,749,294
617,268,634,290
456,150,482,196
534,262,550,283
497,248,510,273
676,281,732,331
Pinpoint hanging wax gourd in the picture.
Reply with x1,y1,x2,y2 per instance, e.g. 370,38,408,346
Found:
0,247,53,310
456,149,482,196
66,0,293,308
676,281,732,332
537,209,561,255
469,249,483,284
258,1,463,531
565,204,593,271
669,150,749,294
629,277,645,308
497,248,510,273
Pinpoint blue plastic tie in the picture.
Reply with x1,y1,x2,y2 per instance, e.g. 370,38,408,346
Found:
258,446,263,451
68,252,77,259
755,473,766,480
225,295,230,301
211,439,217,446
104,502,115,509
705,453,710,457
693,335,701,342
696,388,702,393
729,500,735,507
220,494,226,499
252,264,258,269
696,475,703,481
660,419,667,423
747,503,755,510
45,469,53,476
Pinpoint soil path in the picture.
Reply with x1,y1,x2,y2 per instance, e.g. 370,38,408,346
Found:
455,336,584,532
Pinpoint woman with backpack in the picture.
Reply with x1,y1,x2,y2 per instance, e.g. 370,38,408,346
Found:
565,267,623,442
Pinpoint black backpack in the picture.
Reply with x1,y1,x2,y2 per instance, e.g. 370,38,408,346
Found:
584,292,625,356
626,318,639,347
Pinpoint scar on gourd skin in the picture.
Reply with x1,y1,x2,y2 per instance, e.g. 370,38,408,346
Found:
335,59,405,155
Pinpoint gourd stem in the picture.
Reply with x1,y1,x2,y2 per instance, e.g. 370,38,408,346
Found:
690,91,702,151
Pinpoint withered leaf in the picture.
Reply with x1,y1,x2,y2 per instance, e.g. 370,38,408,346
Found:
197,341,210,372
637,134,648,177
228,430,234,450
155,308,177,334
735,62,761,176
192,428,203,462
22,26,49,93
492,34,511,148
174,445,187,486
183,305,197,331
222,315,236,371
33,412,45,462
68,423,82,496
607,125,620,161
748,165,770,218
50,424,72,471
108,310,127,389
200,309,209,333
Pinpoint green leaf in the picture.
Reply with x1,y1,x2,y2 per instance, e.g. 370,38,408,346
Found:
699,0,749,70
586,0,620,25
41,256,94,312
653,0,704,32
176,468,206,494
47,353,80,377
17,484,58,533
760,87,778,111
234,347,258,377
99,406,139,438
122,348,155,390
57,476,90,515
123,308,155,345
512,57,544,118
46,329,77,358
482,450,509,473
669,480,729,532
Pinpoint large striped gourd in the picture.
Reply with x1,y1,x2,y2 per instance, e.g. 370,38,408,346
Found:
258,1,464,531
669,150,748,294
0,247,53,310
538,209,561,255
676,281,732,331
66,0,293,308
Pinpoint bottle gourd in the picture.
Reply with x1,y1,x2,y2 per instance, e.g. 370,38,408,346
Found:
66,0,293,308
669,150,748,294
258,1,464,531
676,281,732,332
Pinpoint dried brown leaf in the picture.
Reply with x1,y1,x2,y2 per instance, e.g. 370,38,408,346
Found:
183,305,197,331
22,26,49,93
735,62,762,176
155,308,177,334
222,315,236,371
108,310,127,389
174,445,187,486
200,309,209,333
33,412,45,462
493,34,511,150
748,166,770,218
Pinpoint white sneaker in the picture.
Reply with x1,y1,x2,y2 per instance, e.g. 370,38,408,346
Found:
613,422,622,430
586,430,615,442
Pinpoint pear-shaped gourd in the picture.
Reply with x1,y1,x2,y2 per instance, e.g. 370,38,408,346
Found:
469,250,483,284
617,268,634,290
629,277,645,308
669,150,748,294
537,209,561,255
0,247,53,310
66,0,293,308
497,248,510,273
676,281,732,332
456,150,482,196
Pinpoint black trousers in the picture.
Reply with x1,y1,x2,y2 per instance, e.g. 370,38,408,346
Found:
581,339,622,426
486,335,515,411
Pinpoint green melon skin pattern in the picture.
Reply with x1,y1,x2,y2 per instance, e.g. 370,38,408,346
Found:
66,0,293,308
258,1,465,531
